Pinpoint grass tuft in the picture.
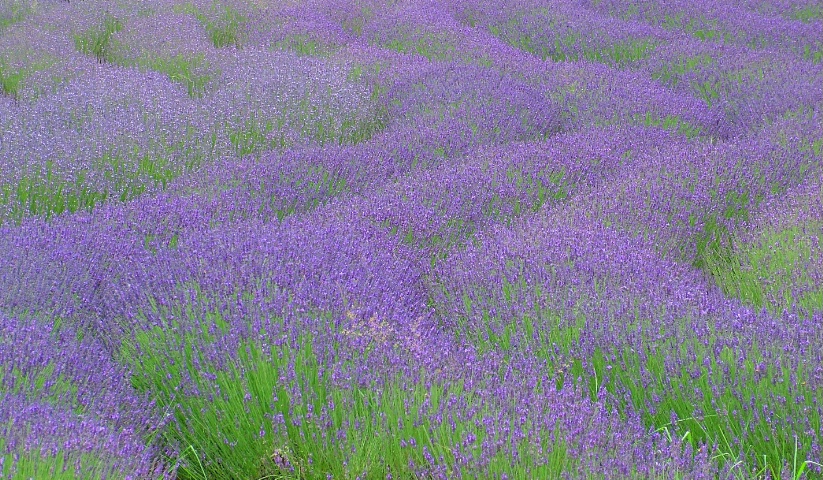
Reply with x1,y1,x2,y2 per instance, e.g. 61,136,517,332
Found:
174,2,247,49
136,53,212,98
273,34,338,57
74,14,124,63
0,63,26,98
706,221,823,317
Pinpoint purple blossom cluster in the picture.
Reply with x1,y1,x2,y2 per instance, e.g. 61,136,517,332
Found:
2,0,823,478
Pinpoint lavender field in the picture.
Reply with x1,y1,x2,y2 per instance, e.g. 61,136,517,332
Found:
1,0,822,478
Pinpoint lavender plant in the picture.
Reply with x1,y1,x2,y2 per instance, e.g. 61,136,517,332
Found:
2,0,823,478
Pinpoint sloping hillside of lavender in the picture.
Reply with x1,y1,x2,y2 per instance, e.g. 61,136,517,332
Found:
1,0,822,478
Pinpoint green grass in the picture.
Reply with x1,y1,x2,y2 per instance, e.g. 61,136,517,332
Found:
790,5,823,23
265,165,349,221
685,22,725,43
292,91,389,147
692,184,760,270
488,17,656,68
0,149,181,225
0,59,385,224
203,5,246,49
0,0,37,31
652,53,714,87
383,33,457,61
341,7,372,36
602,343,823,480
0,57,54,99
693,79,721,108
0,63,26,98
706,221,823,317
135,53,213,98
661,13,730,43
74,15,124,63
0,168,108,224
655,52,780,109
803,45,823,64
2,362,80,412
226,116,290,157
637,112,703,139
223,91,388,158
273,34,338,57
173,2,246,49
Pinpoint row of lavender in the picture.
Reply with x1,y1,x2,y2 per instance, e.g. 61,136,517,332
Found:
2,0,822,225
2,0,823,478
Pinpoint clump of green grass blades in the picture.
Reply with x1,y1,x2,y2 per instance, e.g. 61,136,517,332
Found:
274,34,339,58
175,2,246,49
202,5,245,49
0,57,53,99
706,221,823,317
136,53,212,98
0,63,26,98
74,14,124,63
1,168,107,224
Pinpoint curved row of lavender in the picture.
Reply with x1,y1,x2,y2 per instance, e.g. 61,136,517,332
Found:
1,0,822,478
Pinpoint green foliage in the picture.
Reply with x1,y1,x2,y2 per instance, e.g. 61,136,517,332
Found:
3,362,81,411
0,63,26,98
74,15,124,63
803,45,823,64
341,7,372,36
601,343,822,480
0,57,53,99
661,13,728,43
488,19,655,68
336,103,390,146
459,281,586,361
202,4,246,49
294,93,389,146
790,5,823,23
0,0,37,31
256,164,349,222
637,113,702,139
707,222,823,317
94,149,177,199
583,38,657,66
694,79,720,107
273,34,338,57
137,53,212,98
687,26,723,42
206,13,243,48
0,148,182,225
652,53,714,87
383,33,457,61
661,13,685,31
1,168,107,225
174,2,246,48
226,116,289,157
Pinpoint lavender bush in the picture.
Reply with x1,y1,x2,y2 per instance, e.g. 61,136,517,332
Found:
2,0,823,479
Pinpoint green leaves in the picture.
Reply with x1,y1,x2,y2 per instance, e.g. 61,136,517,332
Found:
137,53,212,98
74,15,124,63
